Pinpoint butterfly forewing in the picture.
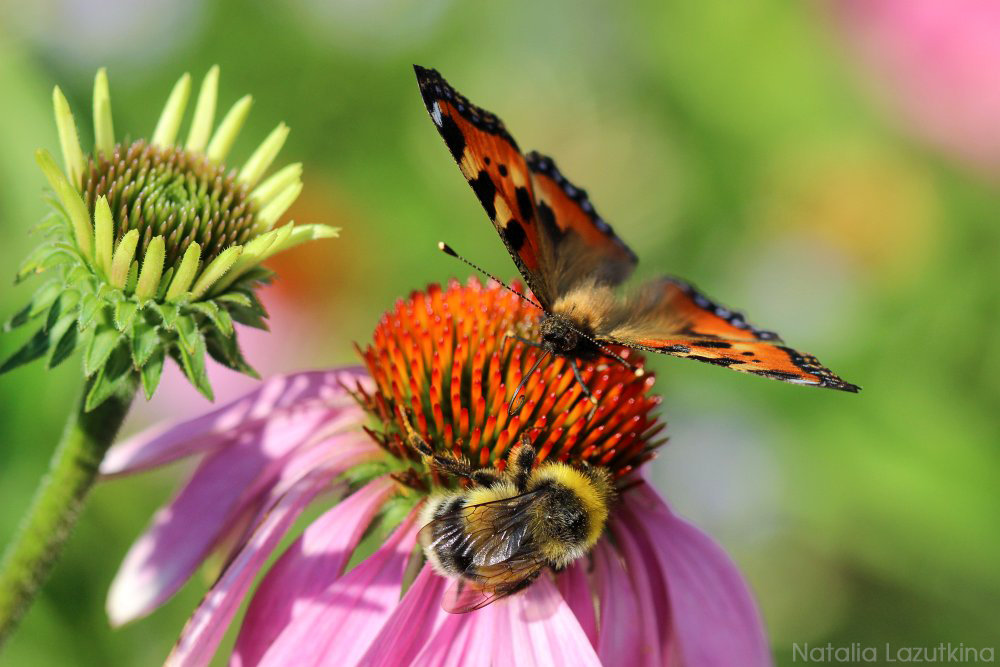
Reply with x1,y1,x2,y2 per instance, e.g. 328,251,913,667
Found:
414,65,553,306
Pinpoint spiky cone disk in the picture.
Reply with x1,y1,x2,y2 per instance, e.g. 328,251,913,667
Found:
356,279,667,490
3,67,338,409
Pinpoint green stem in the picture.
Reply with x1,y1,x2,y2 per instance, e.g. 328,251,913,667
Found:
0,375,136,647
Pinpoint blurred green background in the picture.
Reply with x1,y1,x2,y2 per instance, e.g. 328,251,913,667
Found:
0,0,997,664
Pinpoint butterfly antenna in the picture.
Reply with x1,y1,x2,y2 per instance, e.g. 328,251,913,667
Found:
507,349,551,417
570,327,645,377
438,242,543,310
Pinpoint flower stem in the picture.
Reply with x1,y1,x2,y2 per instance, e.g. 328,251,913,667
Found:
0,375,137,647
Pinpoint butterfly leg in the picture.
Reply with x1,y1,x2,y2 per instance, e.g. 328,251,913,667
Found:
569,358,599,420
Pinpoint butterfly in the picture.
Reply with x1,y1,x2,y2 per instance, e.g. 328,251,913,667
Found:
414,65,860,406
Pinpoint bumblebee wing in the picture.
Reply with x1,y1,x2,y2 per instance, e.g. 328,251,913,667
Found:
441,554,546,614
418,489,544,570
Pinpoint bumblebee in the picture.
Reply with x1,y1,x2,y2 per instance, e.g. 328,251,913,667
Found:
401,414,615,613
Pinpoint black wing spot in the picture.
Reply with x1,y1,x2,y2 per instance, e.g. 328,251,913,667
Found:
689,355,741,368
536,201,565,243
438,114,466,163
515,186,535,223
502,219,527,251
469,170,497,220
484,156,491,165
696,340,732,349
498,164,508,177
742,351,755,357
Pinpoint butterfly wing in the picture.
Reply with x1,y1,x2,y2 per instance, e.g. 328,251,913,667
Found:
415,65,553,306
526,151,637,294
415,66,638,307
591,277,860,391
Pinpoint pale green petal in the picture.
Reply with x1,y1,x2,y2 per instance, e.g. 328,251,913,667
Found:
52,86,85,188
135,236,165,300
209,227,279,293
166,243,201,301
35,149,93,260
93,196,114,277
254,180,302,231
151,73,192,147
185,65,219,152
190,245,242,298
110,229,139,289
250,163,301,207
93,68,115,157
206,95,253,163
238,123,289,187
267,223,340,256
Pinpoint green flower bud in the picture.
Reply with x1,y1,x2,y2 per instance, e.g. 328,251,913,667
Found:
2,67,340,408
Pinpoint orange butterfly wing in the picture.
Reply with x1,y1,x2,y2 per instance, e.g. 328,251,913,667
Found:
415,67,639,306
526,151,637,293
597,278,860,392
415,65,553,305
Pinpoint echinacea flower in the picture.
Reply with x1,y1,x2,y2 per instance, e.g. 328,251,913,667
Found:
3,66,337,407
104,280,772,666
0,66,336,647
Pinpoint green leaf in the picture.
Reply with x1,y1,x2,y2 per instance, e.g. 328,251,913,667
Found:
114,300,139,333
227,306,269,330
85,343,134,411
84,325,121,377
140,348,165,400
47,313,79,369
205,329,258,378
189,301,233,337
174,313,200,354
77,290,105,332
215,292,252,308
15,243,63,283
150,302,180,329
0,327,51,375
131,320,160,367
173,333,213,400
4,281,61,331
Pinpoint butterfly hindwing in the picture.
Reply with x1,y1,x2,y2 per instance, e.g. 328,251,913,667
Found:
414,65,553,306
592,278,860,392
526,151,637,293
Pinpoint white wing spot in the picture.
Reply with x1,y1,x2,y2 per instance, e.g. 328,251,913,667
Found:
431,102,444,127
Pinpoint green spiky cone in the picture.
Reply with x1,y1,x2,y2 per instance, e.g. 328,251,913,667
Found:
2,67,338,409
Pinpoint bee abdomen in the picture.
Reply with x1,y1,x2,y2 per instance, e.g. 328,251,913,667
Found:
420,494,475,577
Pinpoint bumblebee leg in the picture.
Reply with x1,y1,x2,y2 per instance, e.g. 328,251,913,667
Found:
569,358,599,420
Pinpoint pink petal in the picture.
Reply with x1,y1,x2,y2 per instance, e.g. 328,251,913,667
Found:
592,540,642,666
369,568,601,667
493,576,602,667
356,566,450,667
608,517,669,665
166,472,376,666
555,559,597,648
107,431,376,625
232,478,397,667
621,482,773,667
102,367,371,476
252,509,420,667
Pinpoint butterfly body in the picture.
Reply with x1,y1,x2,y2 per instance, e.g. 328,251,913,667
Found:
416,65,860,394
